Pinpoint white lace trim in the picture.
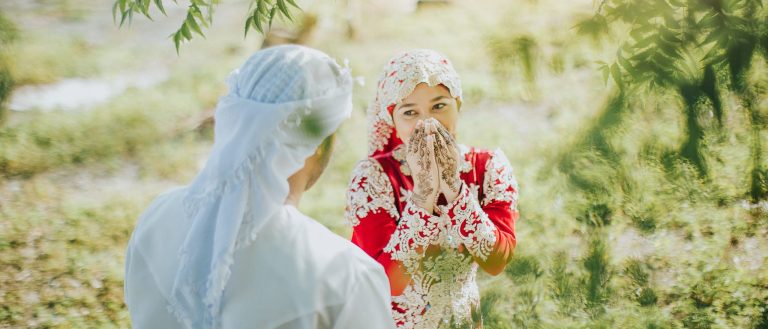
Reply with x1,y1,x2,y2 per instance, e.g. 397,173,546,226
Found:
482,149,519,208
443,185,497,261
458,144,473,174
367,107,395,155
345,159,400,226
386,185,491,328
384,200,447,268
391,251,480,328
391,276,430,329
419,254,479,328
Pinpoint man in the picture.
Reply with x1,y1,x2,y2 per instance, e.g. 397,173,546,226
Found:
124,45,397,329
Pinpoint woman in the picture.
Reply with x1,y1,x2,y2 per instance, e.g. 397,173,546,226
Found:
345,49,519,329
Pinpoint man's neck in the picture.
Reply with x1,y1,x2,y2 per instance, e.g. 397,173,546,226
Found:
284,190,302,207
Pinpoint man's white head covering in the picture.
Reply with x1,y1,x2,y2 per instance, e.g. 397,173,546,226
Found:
167,45,353,328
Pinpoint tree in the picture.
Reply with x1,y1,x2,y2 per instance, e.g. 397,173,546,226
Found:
577,0,768,202
112,0,302,53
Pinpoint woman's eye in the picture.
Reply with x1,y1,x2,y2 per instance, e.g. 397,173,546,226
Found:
403,110,417,116
433,103,446,111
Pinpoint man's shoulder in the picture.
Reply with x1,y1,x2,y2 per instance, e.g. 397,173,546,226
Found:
128,186,188,258
134,187,187,228
289,208,387,281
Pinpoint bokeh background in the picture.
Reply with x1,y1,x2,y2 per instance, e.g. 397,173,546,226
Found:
0,0,767,328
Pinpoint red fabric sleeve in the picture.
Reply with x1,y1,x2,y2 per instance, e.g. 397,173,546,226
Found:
349,211,411,295
346,159,430,296
443,149,519,276
475,201,518,275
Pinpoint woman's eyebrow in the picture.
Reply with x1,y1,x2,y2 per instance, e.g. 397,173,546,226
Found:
431,96,449,102
398,103,417,109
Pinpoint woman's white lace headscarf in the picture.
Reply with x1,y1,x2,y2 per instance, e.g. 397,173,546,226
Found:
168,45,353,329
367,49,462,157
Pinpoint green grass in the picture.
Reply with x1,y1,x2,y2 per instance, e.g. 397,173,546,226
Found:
1,0,767,328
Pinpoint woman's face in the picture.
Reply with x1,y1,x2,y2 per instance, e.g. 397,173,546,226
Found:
392,83,459,142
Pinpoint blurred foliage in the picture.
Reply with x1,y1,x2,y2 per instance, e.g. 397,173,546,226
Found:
581,233,613,316
0,70,215,177
0,10,17,121
0,11,17,45
112,0,300,52
578,0,768,201
487,33,539,97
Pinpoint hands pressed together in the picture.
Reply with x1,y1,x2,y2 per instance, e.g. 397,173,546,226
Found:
404,118,462,214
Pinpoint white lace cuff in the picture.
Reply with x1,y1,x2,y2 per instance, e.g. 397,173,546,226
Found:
442,184,497,260
383,200,444,271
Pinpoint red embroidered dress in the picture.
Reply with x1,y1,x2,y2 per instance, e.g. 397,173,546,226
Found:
345,50,519,329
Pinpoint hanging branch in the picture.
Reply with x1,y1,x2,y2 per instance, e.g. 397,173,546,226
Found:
112,0,302,53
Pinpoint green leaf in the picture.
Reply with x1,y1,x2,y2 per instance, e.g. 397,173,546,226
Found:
253,14,264,34
154,0,167,16
186,13,204,37
131,0,152,20
610,63,624,88
190,5,208,27
119,9,131,27
276,0,293,20
140,0,151,18
702,46,726,65
257,0,268,15
632,35,655,50
173,31,181,54
617,49,634,76
657,39,683,61
268,6,277,28
244,14,253,37
697,11,720,28
659,27,681,45
181,23,192,40
112,1,120,23
600,63,610,85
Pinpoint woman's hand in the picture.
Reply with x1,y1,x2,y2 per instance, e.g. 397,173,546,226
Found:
406,120,440,213
431,119,462,204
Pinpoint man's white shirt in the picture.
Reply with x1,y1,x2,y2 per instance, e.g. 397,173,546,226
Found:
125,188,397,329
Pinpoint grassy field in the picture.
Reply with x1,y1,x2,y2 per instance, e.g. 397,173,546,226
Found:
0,0,767,328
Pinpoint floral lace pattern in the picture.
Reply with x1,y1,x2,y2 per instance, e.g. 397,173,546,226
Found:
443,185,497,260
384,184,495,328
391,275,429,329
482,149,519,208
417,252,479,329
349,149,519,329
345,159,400,226
457,145,473,175
389,241,480,329
384,201,446,270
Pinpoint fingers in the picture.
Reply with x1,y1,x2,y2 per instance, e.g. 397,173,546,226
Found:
435,123,457,147
425,134,435,160
408,121,424,154
425,118,437,135
432,127,449,167
424,118,457,150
